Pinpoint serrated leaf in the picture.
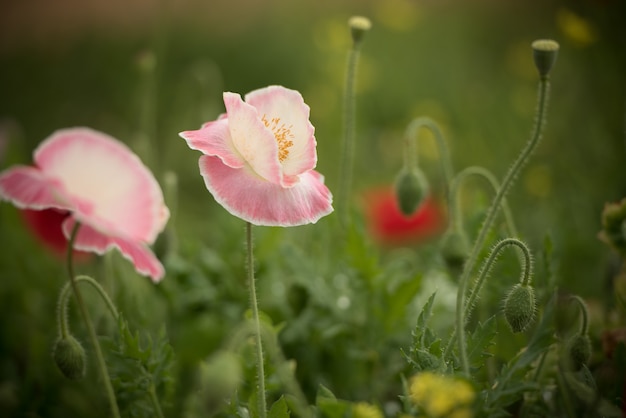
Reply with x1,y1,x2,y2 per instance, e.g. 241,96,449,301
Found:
268,396,290,418
466,315,497,369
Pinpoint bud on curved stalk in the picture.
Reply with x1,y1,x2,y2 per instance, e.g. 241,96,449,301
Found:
440,229,470,273
565,333,592,370
52,335,87,380
394,167,429,216
503,284,536,333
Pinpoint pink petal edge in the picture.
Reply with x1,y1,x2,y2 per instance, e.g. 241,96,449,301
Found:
198,155,333,227
179,118,244,169
34,127,169,244
63,218,165,282
0,166,72,211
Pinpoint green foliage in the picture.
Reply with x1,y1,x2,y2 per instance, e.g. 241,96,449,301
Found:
102,314,175,418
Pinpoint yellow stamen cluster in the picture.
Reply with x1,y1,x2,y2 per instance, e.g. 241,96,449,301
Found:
408,372,475,418
262,115,294,162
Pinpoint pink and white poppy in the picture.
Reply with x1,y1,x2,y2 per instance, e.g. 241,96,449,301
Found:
0,128,169,281
180,85,333,227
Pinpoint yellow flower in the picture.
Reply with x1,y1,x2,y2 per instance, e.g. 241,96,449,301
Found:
557,8,597,47
408,372,475,418
353,402,384,418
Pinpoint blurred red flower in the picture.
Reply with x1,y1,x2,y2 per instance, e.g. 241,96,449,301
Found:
20,208,90,260
363,187,446,246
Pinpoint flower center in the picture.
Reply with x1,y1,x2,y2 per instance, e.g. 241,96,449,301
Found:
262,115,294,162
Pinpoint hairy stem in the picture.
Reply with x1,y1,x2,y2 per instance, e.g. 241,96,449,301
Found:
450,76,551,376
246,222,267,418
66,223,120,418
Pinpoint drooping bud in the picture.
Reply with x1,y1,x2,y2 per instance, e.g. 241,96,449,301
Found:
348,16,372,46
394,167,429,217
440,230,469,273
531,39,560,78
198,351,242,413
503,284,536,333
52,335,87,380
565,333,592,370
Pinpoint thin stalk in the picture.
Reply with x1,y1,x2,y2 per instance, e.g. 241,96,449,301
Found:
148,384,165,418
57,275,120,340
337,41,361,228
405,117,454,206
569,295,589,335
451,76,551,376
246,222,267,418
66,223,120,418
449,166,518,237
463,238,532,324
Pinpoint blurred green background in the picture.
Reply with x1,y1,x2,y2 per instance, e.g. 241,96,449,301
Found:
0,0,625,415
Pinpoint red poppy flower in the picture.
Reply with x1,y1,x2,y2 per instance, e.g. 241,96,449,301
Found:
20,208,90,260
362,187,446,245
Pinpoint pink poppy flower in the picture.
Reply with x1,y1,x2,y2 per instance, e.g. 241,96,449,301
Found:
0,128,169,281
179,85,333,226
363,187,446,246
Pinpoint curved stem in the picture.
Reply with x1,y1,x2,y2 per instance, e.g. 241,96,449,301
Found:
450,76,551,376
569,295,589,335
246,222,267,418
463,238,533,324
66,223,120,418
57,276,120,339
449,166,518,237
405,117,454,206
337,41,361,228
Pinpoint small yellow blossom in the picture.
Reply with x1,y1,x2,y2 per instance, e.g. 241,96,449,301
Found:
557,8,597,46
408,372,475,418
353,402,383,418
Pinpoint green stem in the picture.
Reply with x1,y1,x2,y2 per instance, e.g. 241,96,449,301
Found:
451,76,551,376
405,117,454,206
337,41,361,228
66,223,120,418
246,222,267,418
569,295,589,335
57,275,120,339
147,384,165,418
463,238,532,324
449,166,518,237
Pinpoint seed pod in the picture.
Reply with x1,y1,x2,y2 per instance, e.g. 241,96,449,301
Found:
503,284,536,333
394,167,429,217
52,335,87,380
531,39,560,78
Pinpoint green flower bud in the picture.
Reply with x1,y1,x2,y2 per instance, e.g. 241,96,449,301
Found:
52,335,86,380
394,167,429,217
440,230,469,272
503,284,536,333
565,334,592,370
348,16,372,46
198,351,242,413
531,39,559,78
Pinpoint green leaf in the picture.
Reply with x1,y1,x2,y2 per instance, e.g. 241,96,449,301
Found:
466,315,497,370
268,396,290,418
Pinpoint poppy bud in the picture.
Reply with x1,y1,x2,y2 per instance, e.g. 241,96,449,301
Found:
394,167,429,217
440,230,469,272
52,335,87,380
531,39,559,78
565,333,592,370
503,284,536,333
